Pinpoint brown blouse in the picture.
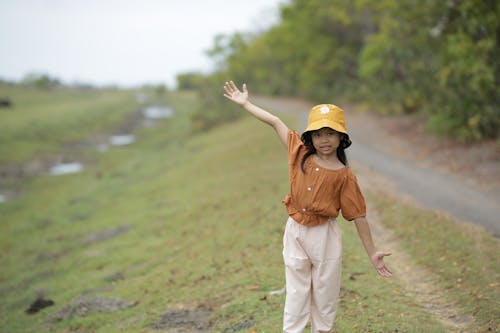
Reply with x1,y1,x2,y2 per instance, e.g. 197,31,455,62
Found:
283,131,366,226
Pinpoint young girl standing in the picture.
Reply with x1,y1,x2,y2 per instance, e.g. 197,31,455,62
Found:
223,81,392,333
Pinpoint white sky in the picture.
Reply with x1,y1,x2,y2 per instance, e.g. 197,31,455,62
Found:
0,0,283,87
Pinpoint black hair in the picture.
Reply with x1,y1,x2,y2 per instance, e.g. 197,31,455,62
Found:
300,130,352,173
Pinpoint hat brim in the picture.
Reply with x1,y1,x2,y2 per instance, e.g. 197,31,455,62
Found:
302,119,348,136
301,120,351,148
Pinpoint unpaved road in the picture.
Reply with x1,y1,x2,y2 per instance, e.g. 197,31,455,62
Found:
347,113,500,235
254,96,500,235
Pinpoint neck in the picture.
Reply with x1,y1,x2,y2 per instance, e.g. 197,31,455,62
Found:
315,151,338,162
313,152,345,169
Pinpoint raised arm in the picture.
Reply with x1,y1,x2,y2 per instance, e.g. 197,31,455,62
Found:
223,81,289,147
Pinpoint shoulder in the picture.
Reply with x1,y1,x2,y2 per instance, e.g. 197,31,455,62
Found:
345,167,356,176
287,130,305,150
287,130,308,166
344,167,359,181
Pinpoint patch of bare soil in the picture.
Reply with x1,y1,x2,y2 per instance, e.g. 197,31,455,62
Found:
150,307,256,333
222,317,255,333
151,308,212,332
25,297,55,314
48,296,138,322
82,224,132,245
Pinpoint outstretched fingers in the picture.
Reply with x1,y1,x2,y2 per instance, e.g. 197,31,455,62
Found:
223,81,237,96
223,81,235,99
373,251,393,278
229,80,239,91
377,265,393,278
223,81,232,93
223,80,249,106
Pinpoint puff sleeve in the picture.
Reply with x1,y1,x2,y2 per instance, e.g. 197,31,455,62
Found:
340,170,366,221
287,130,307,167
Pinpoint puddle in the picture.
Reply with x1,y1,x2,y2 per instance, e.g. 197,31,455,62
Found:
143,106,173,119
49,162,83,176
142,106,174,127
110,135,135,146
97,143,110,152
1,104,174,198
135,93,149,104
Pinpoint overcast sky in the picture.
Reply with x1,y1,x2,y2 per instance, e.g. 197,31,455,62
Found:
0,0,283,87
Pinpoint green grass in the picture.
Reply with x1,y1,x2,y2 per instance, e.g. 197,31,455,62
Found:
368,191,500,332
0,84,141,164
0,88,497,332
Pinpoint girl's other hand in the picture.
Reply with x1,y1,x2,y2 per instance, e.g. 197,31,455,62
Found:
223,81,249,106
370,251,393,277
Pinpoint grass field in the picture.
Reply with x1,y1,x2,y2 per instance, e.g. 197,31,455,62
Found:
0,84,140,164
0,86,498,332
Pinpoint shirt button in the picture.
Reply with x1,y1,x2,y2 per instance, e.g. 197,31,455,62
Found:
302,208,306,212
307,187,312,191
315,168,320,171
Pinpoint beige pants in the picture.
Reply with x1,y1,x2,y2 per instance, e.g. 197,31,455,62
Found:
282,217,342,333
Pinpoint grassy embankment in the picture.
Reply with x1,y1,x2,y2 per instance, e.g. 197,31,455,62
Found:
0,84,139,164
0,87,497,332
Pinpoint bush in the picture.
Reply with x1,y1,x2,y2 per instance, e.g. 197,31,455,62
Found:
189,74,243,133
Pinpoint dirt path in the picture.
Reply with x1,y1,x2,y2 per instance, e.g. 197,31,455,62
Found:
355,163,474,332
346,111,500,235
252,95,498,332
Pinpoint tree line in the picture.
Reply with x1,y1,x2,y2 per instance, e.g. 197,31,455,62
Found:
179,0,499,141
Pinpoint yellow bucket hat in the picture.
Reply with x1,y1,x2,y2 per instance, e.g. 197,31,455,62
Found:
301,104,351,148
303,104,348,134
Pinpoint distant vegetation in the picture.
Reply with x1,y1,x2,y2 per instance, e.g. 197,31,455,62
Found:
182,0,499,142
19,73,62,89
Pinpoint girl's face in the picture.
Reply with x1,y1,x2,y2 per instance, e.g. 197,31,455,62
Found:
311,127,341,155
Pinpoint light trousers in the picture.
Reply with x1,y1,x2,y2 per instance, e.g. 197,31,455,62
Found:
282,217,342,333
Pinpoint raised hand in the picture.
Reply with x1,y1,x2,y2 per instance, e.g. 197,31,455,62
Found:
370,251,393,277
223,81,248,106
222,80,289,146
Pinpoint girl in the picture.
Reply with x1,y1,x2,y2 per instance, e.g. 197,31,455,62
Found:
223,81,392,333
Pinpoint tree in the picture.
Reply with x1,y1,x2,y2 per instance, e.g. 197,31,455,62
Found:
430,0,500,140
203,0,499,140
